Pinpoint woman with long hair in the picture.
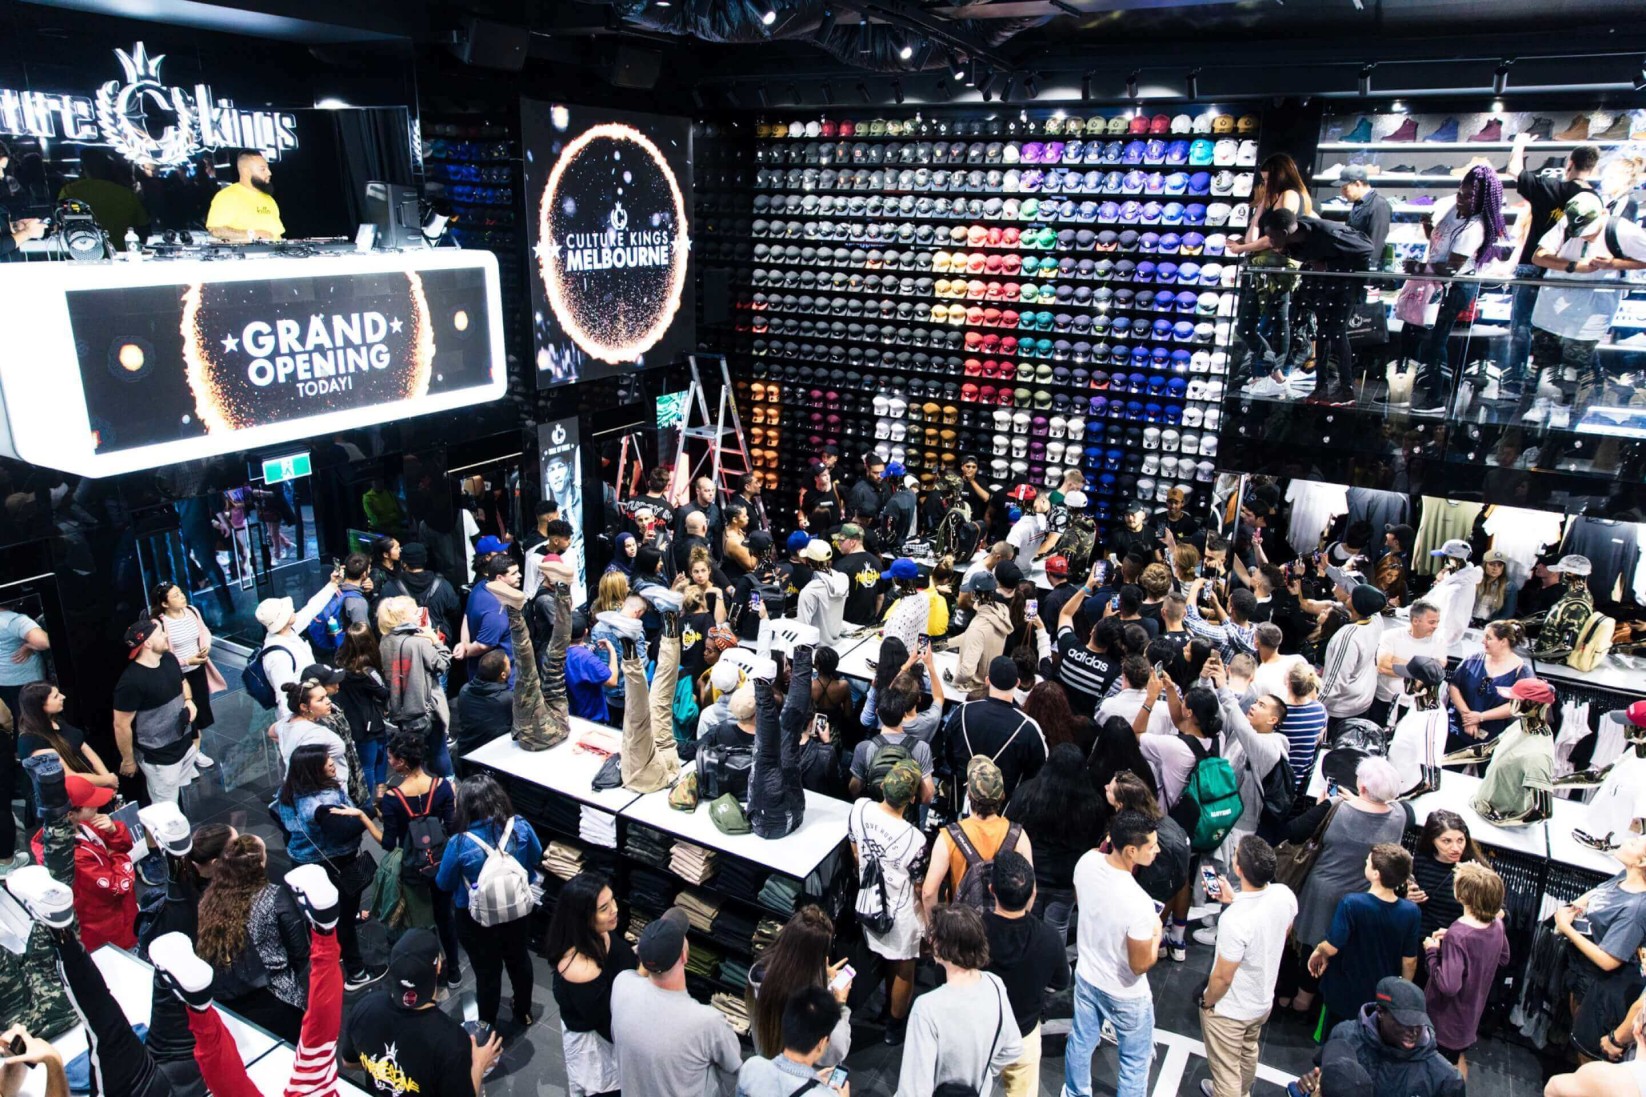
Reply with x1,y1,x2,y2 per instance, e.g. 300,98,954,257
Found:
1472,550,1518,624
1087,714,1158,803
1104,769,1193,916
377,730,459,983
336,623,391,800
195,833,313,1041
1412,162,1508,411
274,678,352,792
861,635,911,732
149,581,223,739
1410,808,1488,940
1447,619,1531,753
369,536,401,605
1022,681,1095,754
722,503,755,580
273,743,382,989
435,773,543,1029
545,871,633,1097
747,904,853,1065
15,682,117,788
1007,742,1105,944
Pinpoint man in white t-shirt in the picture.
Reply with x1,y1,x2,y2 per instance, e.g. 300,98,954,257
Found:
1527,191,1646,425
1006,490,1051,560
1370,599,1443,728
1097,655,1175,736
1249,623,1304,702
1066,809,1163,1097
1197,835,1297,1097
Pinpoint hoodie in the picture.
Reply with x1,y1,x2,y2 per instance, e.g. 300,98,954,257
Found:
982,910,1071,1035
455,676,513,756
795,570,850,648
1322,1005,1465,1097
380,623,452,732
387,567,463,645
952,601,1014,693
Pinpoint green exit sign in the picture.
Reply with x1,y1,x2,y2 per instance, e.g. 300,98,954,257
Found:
262,451,312,485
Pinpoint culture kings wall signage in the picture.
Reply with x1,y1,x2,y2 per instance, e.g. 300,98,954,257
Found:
0,250,505,477
0,42,297,166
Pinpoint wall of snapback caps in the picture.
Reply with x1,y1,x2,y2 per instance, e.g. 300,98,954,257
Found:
698,107,1263,534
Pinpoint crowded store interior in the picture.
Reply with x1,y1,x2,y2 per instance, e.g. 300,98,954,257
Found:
4,2,1646,1096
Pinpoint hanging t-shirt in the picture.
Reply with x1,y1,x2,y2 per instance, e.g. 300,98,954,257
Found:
1562,517,1643,605
1412,498,1485,577
1481,505,1565,584
1345,487,1410,537
1284,480,1349,559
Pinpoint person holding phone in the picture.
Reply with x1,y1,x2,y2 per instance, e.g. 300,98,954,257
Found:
736,985,851,1097
746,905,854,1068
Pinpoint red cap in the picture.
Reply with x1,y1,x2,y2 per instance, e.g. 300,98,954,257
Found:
1627,700,1646,728
1505,678,1556,705
1044,555,1070,577
66,773,115,810
1008,483,1038,502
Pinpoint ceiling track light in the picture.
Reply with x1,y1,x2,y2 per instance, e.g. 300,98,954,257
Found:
979,72,998,101
965,58,979,87
912,41,934,70
1185,68,1200,101
755,83,770,108
815,7,835,40
892,79,904,105
1493,59,1513,96
897,37,913,62
1002,74,1018,101
820,80,834,105
690,87,705,109
758,4,777,27
857,13,870,53
1125,70,1139,100
724,85,741,107
948,53,967,81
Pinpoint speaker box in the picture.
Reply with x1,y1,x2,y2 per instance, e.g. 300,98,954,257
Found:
611,45,662,90
451,18,529,71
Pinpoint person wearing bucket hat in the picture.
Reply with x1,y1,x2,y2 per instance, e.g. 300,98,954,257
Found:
254,565,344,701
919,754,1027,915
848,755,926,1042
1318,584,1386,731
1464,677,1557,825
1314,976,1463,1097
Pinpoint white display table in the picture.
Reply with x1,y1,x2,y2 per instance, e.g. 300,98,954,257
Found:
463,717,643,814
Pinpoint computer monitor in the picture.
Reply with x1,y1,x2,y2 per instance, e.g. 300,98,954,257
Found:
364,181,424,250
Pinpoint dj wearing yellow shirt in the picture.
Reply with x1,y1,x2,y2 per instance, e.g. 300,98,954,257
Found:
206,151,284,242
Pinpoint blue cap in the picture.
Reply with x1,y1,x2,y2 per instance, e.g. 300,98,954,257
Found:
883,460,906,479
786,530,812,554
476,536,510,555
881,558,920,581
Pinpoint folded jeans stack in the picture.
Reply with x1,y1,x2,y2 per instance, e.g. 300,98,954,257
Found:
625,824,674,869
629,867,679,914
685,939,723,981
715,858,769,903
542,840,586,881
707,908,759,953
757,873,804,916
677,889,725,934
719,958,752,992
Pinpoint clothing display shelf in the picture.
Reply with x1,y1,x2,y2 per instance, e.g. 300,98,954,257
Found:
720,105,1261,523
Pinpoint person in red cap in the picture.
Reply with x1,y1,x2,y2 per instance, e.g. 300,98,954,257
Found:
1039,554,1079,629
29,772,136,951
1467,677,1558,826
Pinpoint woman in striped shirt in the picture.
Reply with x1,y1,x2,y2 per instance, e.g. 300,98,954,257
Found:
1279,661,1329,790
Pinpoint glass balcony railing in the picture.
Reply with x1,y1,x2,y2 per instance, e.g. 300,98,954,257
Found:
1218,265,1646,497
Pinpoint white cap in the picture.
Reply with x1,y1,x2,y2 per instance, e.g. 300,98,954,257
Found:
1137,476,1157,499
1012,410,1032,431
1044,466,1062,488
993,407,1013,430
1155,481,1172,503
1066,415,1086,441
1011,436,1029,458
874,441,892,461
873,394,890,416
710,661,744,693
1180,430,1201,455
1143,427,1161,449
1047,441,1067,464
1161,429,1181,452
991,457,1010,477
1183,405,1205,428
890,421,907,441
1065,489,1088,508
1200,435,1219,458
1203,406,1221,431
1196,459,1216,482
1048,415,1067,439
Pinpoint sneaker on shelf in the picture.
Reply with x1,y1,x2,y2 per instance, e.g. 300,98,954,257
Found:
1469,118,1504,142
345,966,386,991
1383,117,1419,142
1242,374,1288,399
1522,116,1555,141
150,932,216,1009
1592,114,1631,140
5,865,74,928
1410,393,1449,416
1555,113,1593,141
1547,406,1572,430
194,751,216,770
1340,118,1373,143
1423,117,1461,142
1521,397,1552,425
285,864,341,929
138,803,193,857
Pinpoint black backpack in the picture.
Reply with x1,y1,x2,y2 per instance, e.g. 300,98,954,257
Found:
392,779,449,883
699,742,754,801
947,819,1024,913
1248,753,1297,831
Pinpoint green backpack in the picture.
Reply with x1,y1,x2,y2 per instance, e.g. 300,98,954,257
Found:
1169,735,1242,852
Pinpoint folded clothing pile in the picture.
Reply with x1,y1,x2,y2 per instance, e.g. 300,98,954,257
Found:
630,867,678,914
671,840,719,885
711,992,751,1035
757,873,804,916
716,858,769,903
626,824,673,869
707,908,759,953
677,889,724,934
752,917,784,957
685,939,723,982
579,806,618,849
719,958,752,992
542,840,586,881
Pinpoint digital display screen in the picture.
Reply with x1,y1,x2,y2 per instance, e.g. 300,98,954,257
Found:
522,100,694,388
655,390,689,430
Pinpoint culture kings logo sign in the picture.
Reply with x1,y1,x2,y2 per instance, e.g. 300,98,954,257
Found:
535,120,690,365
181,273,435,433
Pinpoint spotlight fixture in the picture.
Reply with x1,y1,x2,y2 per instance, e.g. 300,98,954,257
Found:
979,72,998,101
1024,72,1039,99
897,39,913,61
948,53,967,81
913,41,934,70
725,85,741,107
820,80,834,104
1081,71,1093,100
965,59,979,87
857,81,872,103
1493,59,1512,96
690,87,705,109
892,79,904,104
1002,74,1018,101
857,13,870,53
1185,68,1200,101
1358,63,1374,96
1125,70,1139,100
760,6,776,26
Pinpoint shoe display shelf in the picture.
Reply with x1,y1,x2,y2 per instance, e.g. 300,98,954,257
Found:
702,106,1262,532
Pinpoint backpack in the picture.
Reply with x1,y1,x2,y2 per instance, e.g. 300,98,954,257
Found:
946,819,1024,913
864,734,914,801
1248,753,1297,832
304,588,367,652
1168,735,1243,852
1059,515,1098,579
464,818,536,927
392,779,449,884
243,645,296,709
852,801,898,934
1567,611,1617,672
698,742,754,801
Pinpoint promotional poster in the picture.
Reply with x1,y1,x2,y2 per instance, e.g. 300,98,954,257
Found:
66,265,493,454
538,416,588,606
522,100,694,387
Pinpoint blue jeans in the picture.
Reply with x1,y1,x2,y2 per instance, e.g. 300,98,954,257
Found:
426,725,454,778
1505,263,1543,389
1035,887,1076,948
1064,974,1155,1097
356,737,387,794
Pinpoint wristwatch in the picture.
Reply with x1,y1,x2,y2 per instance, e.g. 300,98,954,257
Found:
1566,259,1578,273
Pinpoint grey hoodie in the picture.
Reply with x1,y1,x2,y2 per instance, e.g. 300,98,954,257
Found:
380,623,452,731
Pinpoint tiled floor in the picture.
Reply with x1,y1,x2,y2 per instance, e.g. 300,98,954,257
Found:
179,686,1554,1095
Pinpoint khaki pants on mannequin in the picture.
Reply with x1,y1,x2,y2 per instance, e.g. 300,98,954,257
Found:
621,625,681,792
1200,1006,1268,1097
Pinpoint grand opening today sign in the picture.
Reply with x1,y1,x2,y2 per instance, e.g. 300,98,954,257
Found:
0,250,505,476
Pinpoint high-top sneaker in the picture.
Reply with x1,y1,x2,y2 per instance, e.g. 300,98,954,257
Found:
1592,113,1631,140
1555,113,1593,141
1469,118,1504,142
5,865,75,930
1383,117,1419,142
150,932,217,1010
1423,117,1461,142
1522,116,1555,140
1340,117,1373,143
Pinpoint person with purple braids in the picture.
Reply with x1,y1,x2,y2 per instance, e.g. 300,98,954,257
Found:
1412,163,1508,414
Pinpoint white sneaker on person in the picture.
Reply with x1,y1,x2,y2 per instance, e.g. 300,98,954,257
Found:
284,864,340,930
5,865,73,927
194,751,216,769
1169,939,1188,962
1199,1080,1216,1097
1242,374,1288,399
138,803,193,857
1193,926,1219,947
1521,397,1551,425
151,931,215,1009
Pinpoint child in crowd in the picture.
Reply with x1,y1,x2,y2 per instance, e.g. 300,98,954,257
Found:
1422,861,1511,1080
29,772,136,952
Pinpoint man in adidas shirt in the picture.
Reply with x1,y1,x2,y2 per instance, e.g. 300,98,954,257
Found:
1319,584,1387,735
1054,569,1124,713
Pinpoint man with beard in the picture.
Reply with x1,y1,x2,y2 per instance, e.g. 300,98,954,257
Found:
206,151,284,242
832,524,884,627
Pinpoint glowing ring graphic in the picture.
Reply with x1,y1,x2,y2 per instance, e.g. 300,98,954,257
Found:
538,122,690,366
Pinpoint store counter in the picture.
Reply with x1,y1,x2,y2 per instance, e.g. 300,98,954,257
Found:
1406,771,1550,859
1450,629,1645,697
620,768,852,886
12,945,281,1097
464,718,642,815
835,634,960,690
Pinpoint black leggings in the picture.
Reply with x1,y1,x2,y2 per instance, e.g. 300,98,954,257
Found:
53,930,175,1097
456,907,535,1027
314,854,367,974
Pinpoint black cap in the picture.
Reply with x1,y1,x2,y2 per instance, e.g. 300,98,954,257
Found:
637,907,690,972
1375,976,1431,1028
987,655,1020,691
994,560,1025,588
299,663,346,687
387,928,441,1009
748,530,775,553
1394,655,1444,686
400,542,429,568
1319,1039,1373,1097
124,618,159,659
